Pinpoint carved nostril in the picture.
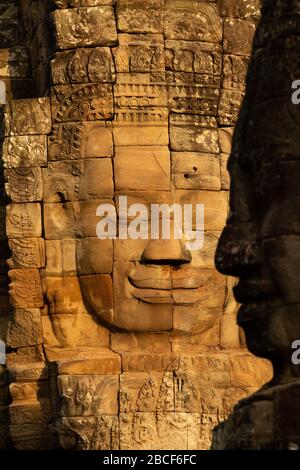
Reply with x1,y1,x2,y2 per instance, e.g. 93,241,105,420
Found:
141,239,191,266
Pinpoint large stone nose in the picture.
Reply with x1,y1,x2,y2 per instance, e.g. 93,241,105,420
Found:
215,222,262,277
141,219,191,265
142,238,191,265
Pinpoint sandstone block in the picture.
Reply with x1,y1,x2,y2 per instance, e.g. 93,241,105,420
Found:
3,136,47,168
113,34,165,73
51,84,114,123
175,190,228,231
51,47,115,85
6,203,42,239
6,309,42,348
42,313,108,348
48,122,113,161
172,152,221,190
44,238,113,276
8,269,43,309
170,125,219,153
164,0,222,43
43,159,113,202
53,6,117,49
44,199,113,239
223,18,256,55
8,238,45,269
45,348,120,375
9,399,52,425
4,98,51,136
5,167,43,202
114,146,170,191
57,375,118,416
116,0,164,34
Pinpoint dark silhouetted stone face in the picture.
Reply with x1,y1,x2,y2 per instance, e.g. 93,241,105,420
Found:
213,0,300,450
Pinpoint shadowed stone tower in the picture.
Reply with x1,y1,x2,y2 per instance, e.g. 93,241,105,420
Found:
213,0,300,449
0,0,270,450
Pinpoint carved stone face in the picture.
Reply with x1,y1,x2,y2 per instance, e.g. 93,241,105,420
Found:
77,189,225,332
71,129,226,332
215,28,300,375
42,117,227,333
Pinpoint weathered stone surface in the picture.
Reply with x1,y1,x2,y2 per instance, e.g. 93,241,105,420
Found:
6,309,42,348
54,415,119,450
223,18,255,55
5,168,43,202
4,98,51,136
218,0,261,20
172,152,221,190
218,89,244,125
57,375,118,416
8,238,45,269
9,381,50,402
6,346,45,367
8,269,43,309
51,47,115,85
9,423,53,449
44,199,113,239
0,47,30,79
51,84,114,122
9,399,52,425
220,154,230,190
45,348,120,375
170,124,219,153
3,136,47,168
42,314,108,348
111,332,172,354
222,55,249,91
164,1,222,43
0,1,19,48
114,146,171,191
218,127,234,154
53,1,114,6
48,122,113,161
113,122,169,146
53,7,117,49
175,190,228,231
8,363,49,383
116,0,164,34
42,276,88,316
6,203,42,239
113,34,165,73
45,238,113,276
43,159,113,202
165,40,222,76
114,81,168,109
168,84,219,116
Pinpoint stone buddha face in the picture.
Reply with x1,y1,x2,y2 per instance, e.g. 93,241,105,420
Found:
43,117,226,335
72,133,225,333
215,26,300,380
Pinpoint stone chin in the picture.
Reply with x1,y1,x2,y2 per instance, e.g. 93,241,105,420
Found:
238,302,300,360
